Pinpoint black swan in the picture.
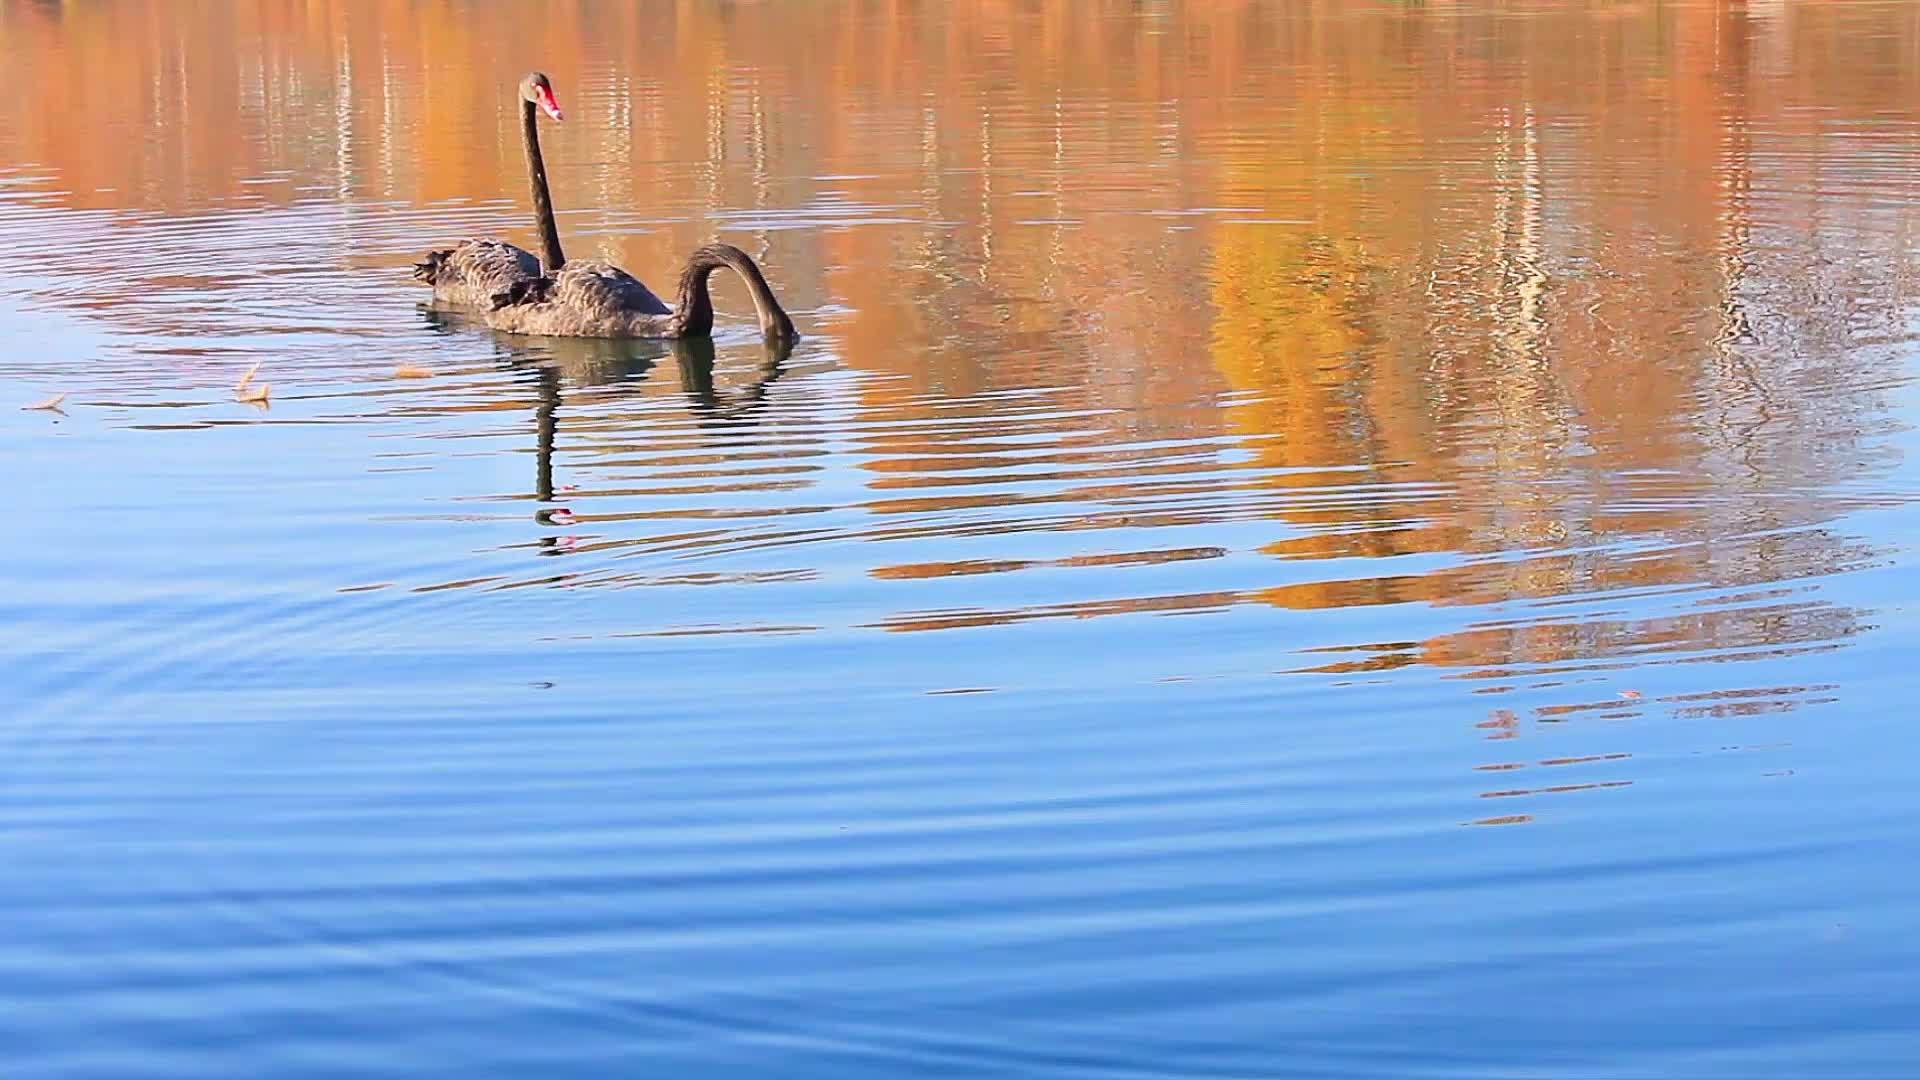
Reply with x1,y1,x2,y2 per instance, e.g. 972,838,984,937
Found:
412,72,573,306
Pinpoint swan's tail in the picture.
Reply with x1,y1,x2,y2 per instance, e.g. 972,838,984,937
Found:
413,249,451,285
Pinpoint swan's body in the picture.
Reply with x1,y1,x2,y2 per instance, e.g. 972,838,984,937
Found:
486,243,795,341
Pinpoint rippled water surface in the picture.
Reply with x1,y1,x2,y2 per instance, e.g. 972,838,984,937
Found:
5,2,1920,1076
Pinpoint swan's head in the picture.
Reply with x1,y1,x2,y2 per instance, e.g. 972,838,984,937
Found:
520,72,563,121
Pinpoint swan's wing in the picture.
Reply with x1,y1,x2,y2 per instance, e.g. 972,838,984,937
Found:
417,239,541,292
553,260,673,317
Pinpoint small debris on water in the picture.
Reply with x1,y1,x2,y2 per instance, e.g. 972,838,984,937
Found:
22,392,68,411
393,365,433,379
235,362,262,393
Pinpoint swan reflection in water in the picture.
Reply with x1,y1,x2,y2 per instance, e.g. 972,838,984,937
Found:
525,334,796,508
420,307,800,549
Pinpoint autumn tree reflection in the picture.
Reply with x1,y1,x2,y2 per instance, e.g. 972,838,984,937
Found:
1,0,1914,670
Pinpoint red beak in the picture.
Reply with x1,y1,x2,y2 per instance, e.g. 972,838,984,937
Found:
536,85,564,121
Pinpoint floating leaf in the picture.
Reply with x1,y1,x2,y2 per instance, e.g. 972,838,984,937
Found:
393,365,433,379
235,361,263,393
237,384,272,404
22,392,68,411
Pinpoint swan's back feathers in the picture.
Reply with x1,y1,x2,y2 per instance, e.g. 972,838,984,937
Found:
416,239,542,307
482,259,675,338
551,260,673,318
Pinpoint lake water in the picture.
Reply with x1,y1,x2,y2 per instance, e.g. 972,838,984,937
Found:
4,2,1920,1076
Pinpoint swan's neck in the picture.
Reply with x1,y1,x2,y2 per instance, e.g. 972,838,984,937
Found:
672,244,797,342
522,100,566,273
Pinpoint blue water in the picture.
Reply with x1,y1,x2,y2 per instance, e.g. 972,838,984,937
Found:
4,2,1920,1076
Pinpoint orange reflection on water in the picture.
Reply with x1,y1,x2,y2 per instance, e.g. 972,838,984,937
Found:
2,0,1917,671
